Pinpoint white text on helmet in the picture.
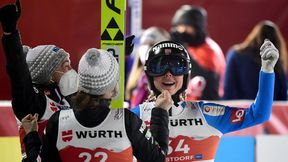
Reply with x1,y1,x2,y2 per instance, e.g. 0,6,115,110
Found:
152,43,183,53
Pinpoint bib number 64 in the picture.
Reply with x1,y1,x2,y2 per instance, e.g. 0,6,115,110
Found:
168,139,190,155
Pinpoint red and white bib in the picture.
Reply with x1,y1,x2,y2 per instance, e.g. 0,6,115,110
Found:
57,109,133,162
140,101,222,162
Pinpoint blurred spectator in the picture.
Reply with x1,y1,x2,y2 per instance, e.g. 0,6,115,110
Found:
125,27,170,108
223,20,288,100
186,75,206,101
171,5,226,100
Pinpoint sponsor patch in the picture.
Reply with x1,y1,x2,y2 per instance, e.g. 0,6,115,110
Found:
152,42,184,53
203,105,225,116
144,120,151,128
195,154,203,159
49,102,59,112
62,130,73,142
231,108,245,123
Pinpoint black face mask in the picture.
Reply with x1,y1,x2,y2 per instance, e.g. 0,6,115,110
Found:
171,30,206,47
98,99,112,107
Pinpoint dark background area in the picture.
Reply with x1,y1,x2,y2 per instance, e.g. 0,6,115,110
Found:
0,0,287,100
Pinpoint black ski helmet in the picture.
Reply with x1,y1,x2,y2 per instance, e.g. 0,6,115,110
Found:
171,5,208,46
171,5,207,30
144,41,192,102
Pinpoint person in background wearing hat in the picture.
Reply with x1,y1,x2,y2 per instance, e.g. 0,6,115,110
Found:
125,26,171,108
131,40,278,162
22,48,170,162
170,5,226,100
0,0,78,159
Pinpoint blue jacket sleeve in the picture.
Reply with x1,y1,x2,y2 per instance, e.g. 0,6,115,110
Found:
130,105,141,117
203,71,275,134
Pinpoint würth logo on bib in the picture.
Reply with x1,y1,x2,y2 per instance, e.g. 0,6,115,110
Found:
231,108,245,123
62,130,73,142
75,130,123,139
170,118,203,127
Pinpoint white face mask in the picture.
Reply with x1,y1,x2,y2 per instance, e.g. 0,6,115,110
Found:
138,45,150,65
58,69,79,96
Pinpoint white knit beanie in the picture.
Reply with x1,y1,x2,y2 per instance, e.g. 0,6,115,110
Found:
78,48,119,95
26,45,69,85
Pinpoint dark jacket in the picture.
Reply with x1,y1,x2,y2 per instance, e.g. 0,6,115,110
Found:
2,30,71,161
2,30,68,121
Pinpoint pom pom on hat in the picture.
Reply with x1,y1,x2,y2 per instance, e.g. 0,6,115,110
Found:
78,48,119,95
22,45,31,58
26,45,69,85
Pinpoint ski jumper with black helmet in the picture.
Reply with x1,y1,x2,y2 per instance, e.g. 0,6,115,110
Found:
144,41,192,104
128,27,171,108
132,41,274,162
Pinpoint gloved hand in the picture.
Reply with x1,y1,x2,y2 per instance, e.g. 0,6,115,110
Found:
125,35,135,56
260,39,279,73
0,0,21,33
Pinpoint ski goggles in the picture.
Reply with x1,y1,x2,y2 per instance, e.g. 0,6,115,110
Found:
145,55,190,76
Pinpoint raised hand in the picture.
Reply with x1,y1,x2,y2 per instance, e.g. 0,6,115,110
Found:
260,39,279,73
0,0,21,33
